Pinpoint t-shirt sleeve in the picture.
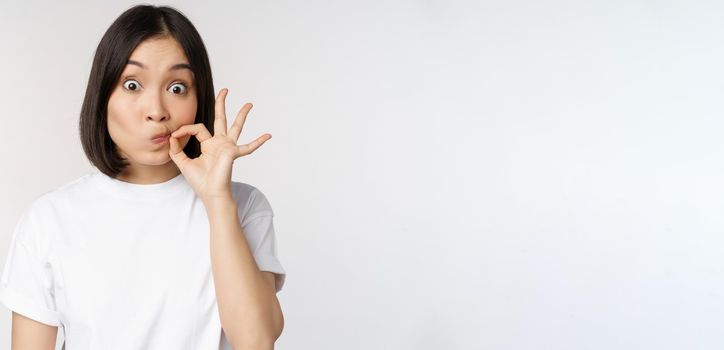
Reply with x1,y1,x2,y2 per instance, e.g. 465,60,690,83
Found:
0,205,61,326
238,187,286,293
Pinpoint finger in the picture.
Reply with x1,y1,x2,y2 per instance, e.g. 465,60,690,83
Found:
214,88,228,137
228,103,252,142
237,133,272,157
168,131,190,164
171,123,213,143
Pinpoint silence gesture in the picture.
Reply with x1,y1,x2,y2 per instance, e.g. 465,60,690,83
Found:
168,88,272,204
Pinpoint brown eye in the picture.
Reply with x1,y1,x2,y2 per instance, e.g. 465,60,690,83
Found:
122,79,141,91
169,82,188,95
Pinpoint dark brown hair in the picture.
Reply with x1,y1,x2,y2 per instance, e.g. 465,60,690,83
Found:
79,4,215,178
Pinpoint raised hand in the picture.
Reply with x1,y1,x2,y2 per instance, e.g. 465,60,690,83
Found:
168,88,271,203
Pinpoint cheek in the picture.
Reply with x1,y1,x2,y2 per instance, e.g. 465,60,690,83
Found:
172,98,198,125
106,95,135,145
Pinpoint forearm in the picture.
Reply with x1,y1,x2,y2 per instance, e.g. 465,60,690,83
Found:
204,196,281,348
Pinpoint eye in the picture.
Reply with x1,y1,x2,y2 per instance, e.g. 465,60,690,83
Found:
169,82,188,95
122,79,141,91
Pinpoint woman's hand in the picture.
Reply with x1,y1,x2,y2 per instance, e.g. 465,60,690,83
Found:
168,88,271,204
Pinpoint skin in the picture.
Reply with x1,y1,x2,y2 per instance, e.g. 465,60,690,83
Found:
107,35,198,184
112,35,281,346
168,88,272,202
107,34,273,194
10,36,281,349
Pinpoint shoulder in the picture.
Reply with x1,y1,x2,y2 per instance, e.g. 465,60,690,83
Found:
29,171,96,210
13,172,96,242
22,172,94,217
229,181,274,224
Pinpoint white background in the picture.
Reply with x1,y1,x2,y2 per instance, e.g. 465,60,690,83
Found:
1,0,723,349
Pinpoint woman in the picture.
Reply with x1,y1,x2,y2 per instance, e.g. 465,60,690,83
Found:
0,4,285,349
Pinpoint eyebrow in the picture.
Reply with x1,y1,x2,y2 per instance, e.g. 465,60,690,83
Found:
126,60,193,72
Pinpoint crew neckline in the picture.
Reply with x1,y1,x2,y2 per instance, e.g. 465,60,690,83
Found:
91,168,189,201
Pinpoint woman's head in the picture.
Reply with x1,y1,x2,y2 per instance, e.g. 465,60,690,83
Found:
79,5,215,179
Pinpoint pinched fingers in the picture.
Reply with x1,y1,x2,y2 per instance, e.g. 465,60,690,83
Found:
172,123,213,142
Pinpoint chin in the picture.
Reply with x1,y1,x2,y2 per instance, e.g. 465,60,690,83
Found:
146,155,173,165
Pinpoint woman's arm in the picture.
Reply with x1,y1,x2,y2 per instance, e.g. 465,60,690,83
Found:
205,197,284,349
11,312,58,350
168,88,281,348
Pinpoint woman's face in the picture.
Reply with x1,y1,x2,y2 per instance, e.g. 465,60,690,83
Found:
107,36,197,172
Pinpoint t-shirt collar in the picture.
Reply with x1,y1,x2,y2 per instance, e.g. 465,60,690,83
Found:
91,168,189,201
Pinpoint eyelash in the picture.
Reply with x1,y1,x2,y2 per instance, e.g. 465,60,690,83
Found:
121,78,190,95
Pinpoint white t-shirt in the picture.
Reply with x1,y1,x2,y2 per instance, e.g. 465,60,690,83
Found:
0,168,286,349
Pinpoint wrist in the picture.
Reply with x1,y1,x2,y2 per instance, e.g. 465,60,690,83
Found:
202,194,236,211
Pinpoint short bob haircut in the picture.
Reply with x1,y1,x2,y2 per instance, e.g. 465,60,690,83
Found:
79,4,215,179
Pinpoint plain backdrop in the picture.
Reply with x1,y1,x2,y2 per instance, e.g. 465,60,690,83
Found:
1,0,723,349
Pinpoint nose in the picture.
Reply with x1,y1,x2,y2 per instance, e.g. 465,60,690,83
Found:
144,90,169,122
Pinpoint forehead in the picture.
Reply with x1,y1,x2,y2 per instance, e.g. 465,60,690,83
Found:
125,36,190,71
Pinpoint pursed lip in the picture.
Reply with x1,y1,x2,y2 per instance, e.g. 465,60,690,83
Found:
151,131,171,140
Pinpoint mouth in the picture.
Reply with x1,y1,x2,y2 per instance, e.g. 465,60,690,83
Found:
151,133,170,144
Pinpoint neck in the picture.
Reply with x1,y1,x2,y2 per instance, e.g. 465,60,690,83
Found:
115,162,181,184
